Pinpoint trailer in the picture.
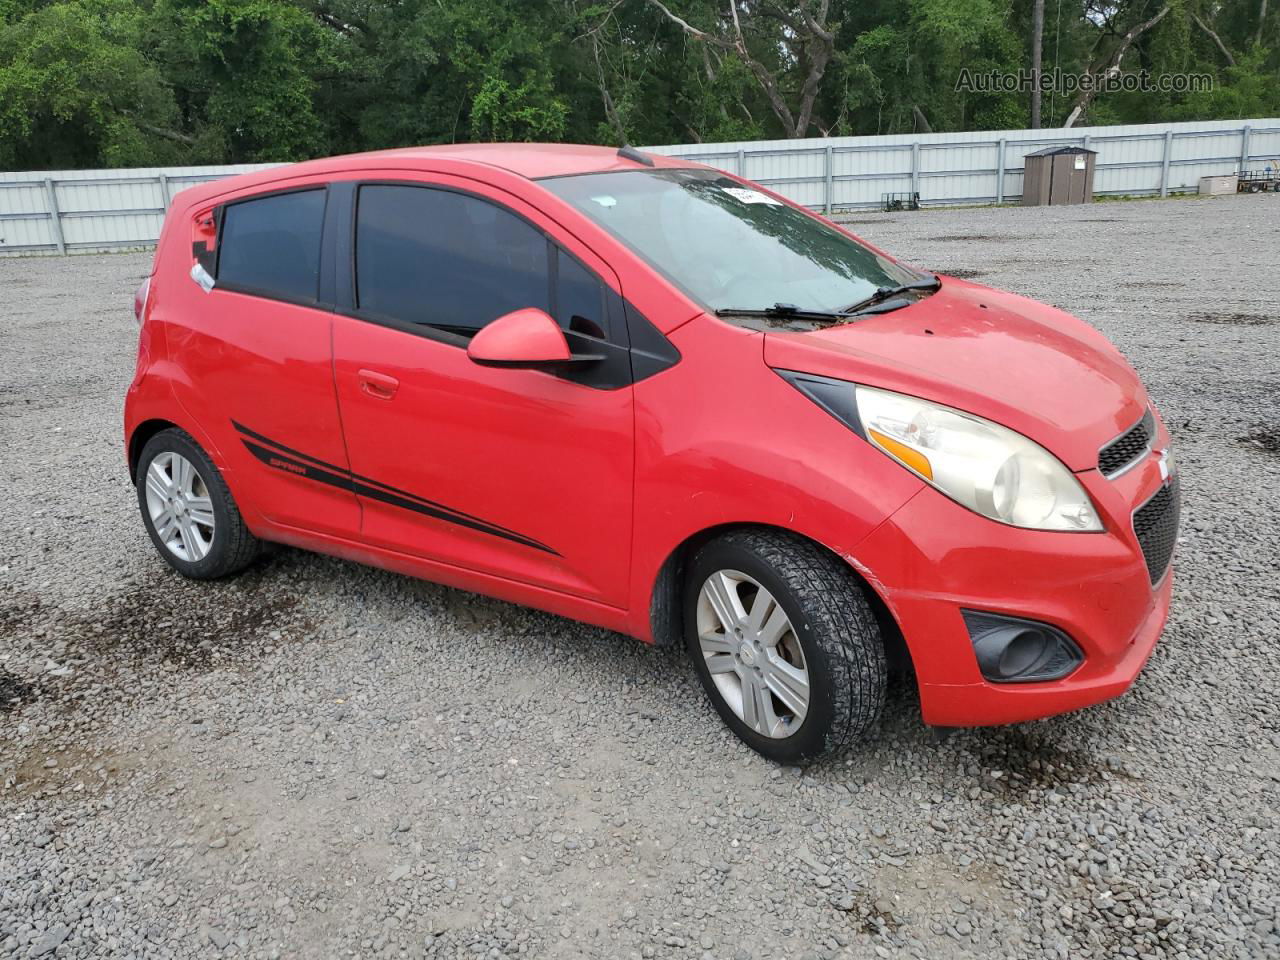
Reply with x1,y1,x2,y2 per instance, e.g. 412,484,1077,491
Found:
882,191,920,212
1236,169,1280,193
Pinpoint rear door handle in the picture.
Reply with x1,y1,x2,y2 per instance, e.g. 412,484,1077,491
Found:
358,369,399,400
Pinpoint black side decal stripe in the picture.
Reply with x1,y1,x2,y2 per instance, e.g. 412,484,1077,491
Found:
234,420,348,474
233,419,513,532
242,441,357,495
237,429,557,556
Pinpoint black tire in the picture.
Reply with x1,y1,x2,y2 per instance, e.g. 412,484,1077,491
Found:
683,529,886,763
135,428,260,580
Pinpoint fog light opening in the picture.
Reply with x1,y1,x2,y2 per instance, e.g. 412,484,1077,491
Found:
997,629,1051,678
963,611,1084,684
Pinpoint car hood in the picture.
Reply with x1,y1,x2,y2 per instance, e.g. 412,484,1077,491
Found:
761,277,1149,471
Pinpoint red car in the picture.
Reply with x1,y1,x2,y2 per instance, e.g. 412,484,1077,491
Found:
125,144,1178,762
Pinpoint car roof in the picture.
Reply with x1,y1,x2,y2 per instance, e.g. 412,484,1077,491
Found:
352,143,696,179
175,144,698,212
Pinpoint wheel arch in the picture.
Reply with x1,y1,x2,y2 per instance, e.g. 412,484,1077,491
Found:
647,521,913,673
128,418,181,480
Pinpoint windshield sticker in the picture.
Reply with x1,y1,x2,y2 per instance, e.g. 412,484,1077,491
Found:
721,187,783,206
590,195,617,208
190,262,215,293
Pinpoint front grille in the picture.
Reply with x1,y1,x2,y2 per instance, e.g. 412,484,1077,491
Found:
1099,410,1154,476
1132,477,1180,583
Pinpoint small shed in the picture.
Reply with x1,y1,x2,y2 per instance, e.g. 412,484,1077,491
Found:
1021,146,1097,206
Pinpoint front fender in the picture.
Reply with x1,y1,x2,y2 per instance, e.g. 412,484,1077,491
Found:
624,315,923,640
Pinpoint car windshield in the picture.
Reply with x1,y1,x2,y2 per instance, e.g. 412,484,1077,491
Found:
541,168,922,315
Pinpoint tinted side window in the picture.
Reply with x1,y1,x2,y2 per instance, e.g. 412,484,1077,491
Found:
218,189,326,303
556,250,607,340
356,185,550,337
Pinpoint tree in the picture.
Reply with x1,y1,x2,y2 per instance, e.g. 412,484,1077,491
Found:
151,0,337,162
639,0,838,138
1064,3,1172,127
0,0,1274,170
0,0,184,169
306,0,580,149
1030,0,1044,127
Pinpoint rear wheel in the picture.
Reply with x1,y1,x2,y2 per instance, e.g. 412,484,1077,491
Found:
135,428,260,579
684,529,887,763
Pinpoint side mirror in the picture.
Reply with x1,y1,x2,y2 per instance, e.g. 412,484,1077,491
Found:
467,308,600,369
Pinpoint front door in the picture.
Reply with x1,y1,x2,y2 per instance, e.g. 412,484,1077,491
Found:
330,178,635,607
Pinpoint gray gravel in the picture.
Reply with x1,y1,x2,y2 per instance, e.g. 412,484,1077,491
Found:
2,192,1279,960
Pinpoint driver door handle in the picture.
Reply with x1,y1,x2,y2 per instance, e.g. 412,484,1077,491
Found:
358,369,399,400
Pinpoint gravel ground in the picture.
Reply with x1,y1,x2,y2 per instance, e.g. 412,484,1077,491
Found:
2,192,1279,960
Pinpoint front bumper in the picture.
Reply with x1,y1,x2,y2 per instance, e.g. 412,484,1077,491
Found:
915,573,1169,726
855,436,1177,727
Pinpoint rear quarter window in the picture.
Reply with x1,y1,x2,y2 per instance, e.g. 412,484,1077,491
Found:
217,189,327,304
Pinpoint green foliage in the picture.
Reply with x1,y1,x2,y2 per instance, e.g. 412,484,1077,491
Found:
152,0,336,162
0,0,1274,170
0,0,183,169
1172,47,1280,121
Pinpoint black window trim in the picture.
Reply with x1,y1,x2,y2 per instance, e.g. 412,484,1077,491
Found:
194,176,678,387
342,179,626,352
211,183,333,311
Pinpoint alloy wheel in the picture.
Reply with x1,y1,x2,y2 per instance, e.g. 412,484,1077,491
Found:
144,451,215,562
695,569,810,739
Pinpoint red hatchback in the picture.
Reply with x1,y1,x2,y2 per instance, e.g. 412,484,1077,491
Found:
125,144,1178,762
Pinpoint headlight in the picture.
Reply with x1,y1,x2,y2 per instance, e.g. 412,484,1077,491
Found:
855,386,1102,531
778,372,1102,532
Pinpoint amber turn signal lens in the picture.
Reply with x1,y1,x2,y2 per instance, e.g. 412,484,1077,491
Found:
868,428,934,480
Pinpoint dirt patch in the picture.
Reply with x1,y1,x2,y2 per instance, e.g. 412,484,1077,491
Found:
1239,429,1280,455
959,727,1128,797
836,889,902,936
926,234,1008,243
0,672,42,714
0,595,43,633
7,742,123,796
927,234,1043,244
1125,280,1180,289
1078,218,1123,223
0,559,310,684
1188,312,1272,326
941,268,990,280
71,571,303,669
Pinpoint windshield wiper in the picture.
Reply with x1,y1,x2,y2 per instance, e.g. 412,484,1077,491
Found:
841,274,941,314
715,302,852,322
716,285,933,325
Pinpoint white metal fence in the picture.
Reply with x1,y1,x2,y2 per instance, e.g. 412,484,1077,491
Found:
0,163,281,256
2,118,1278,255
647,117,1280,212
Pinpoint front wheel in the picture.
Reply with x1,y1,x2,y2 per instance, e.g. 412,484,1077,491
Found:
684,529,887,763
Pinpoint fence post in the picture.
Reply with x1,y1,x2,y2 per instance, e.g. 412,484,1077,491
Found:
158,173,170,212
910,142,920,199
43,178,66,255
996,138,1006,203
1081,135,1091,151
736,148,746,177
1160,129,1173,197
824,146,833,215
1239,125,1252,171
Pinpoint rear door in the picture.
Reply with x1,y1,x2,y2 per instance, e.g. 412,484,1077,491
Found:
328,176,635,606
172,182,360,538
